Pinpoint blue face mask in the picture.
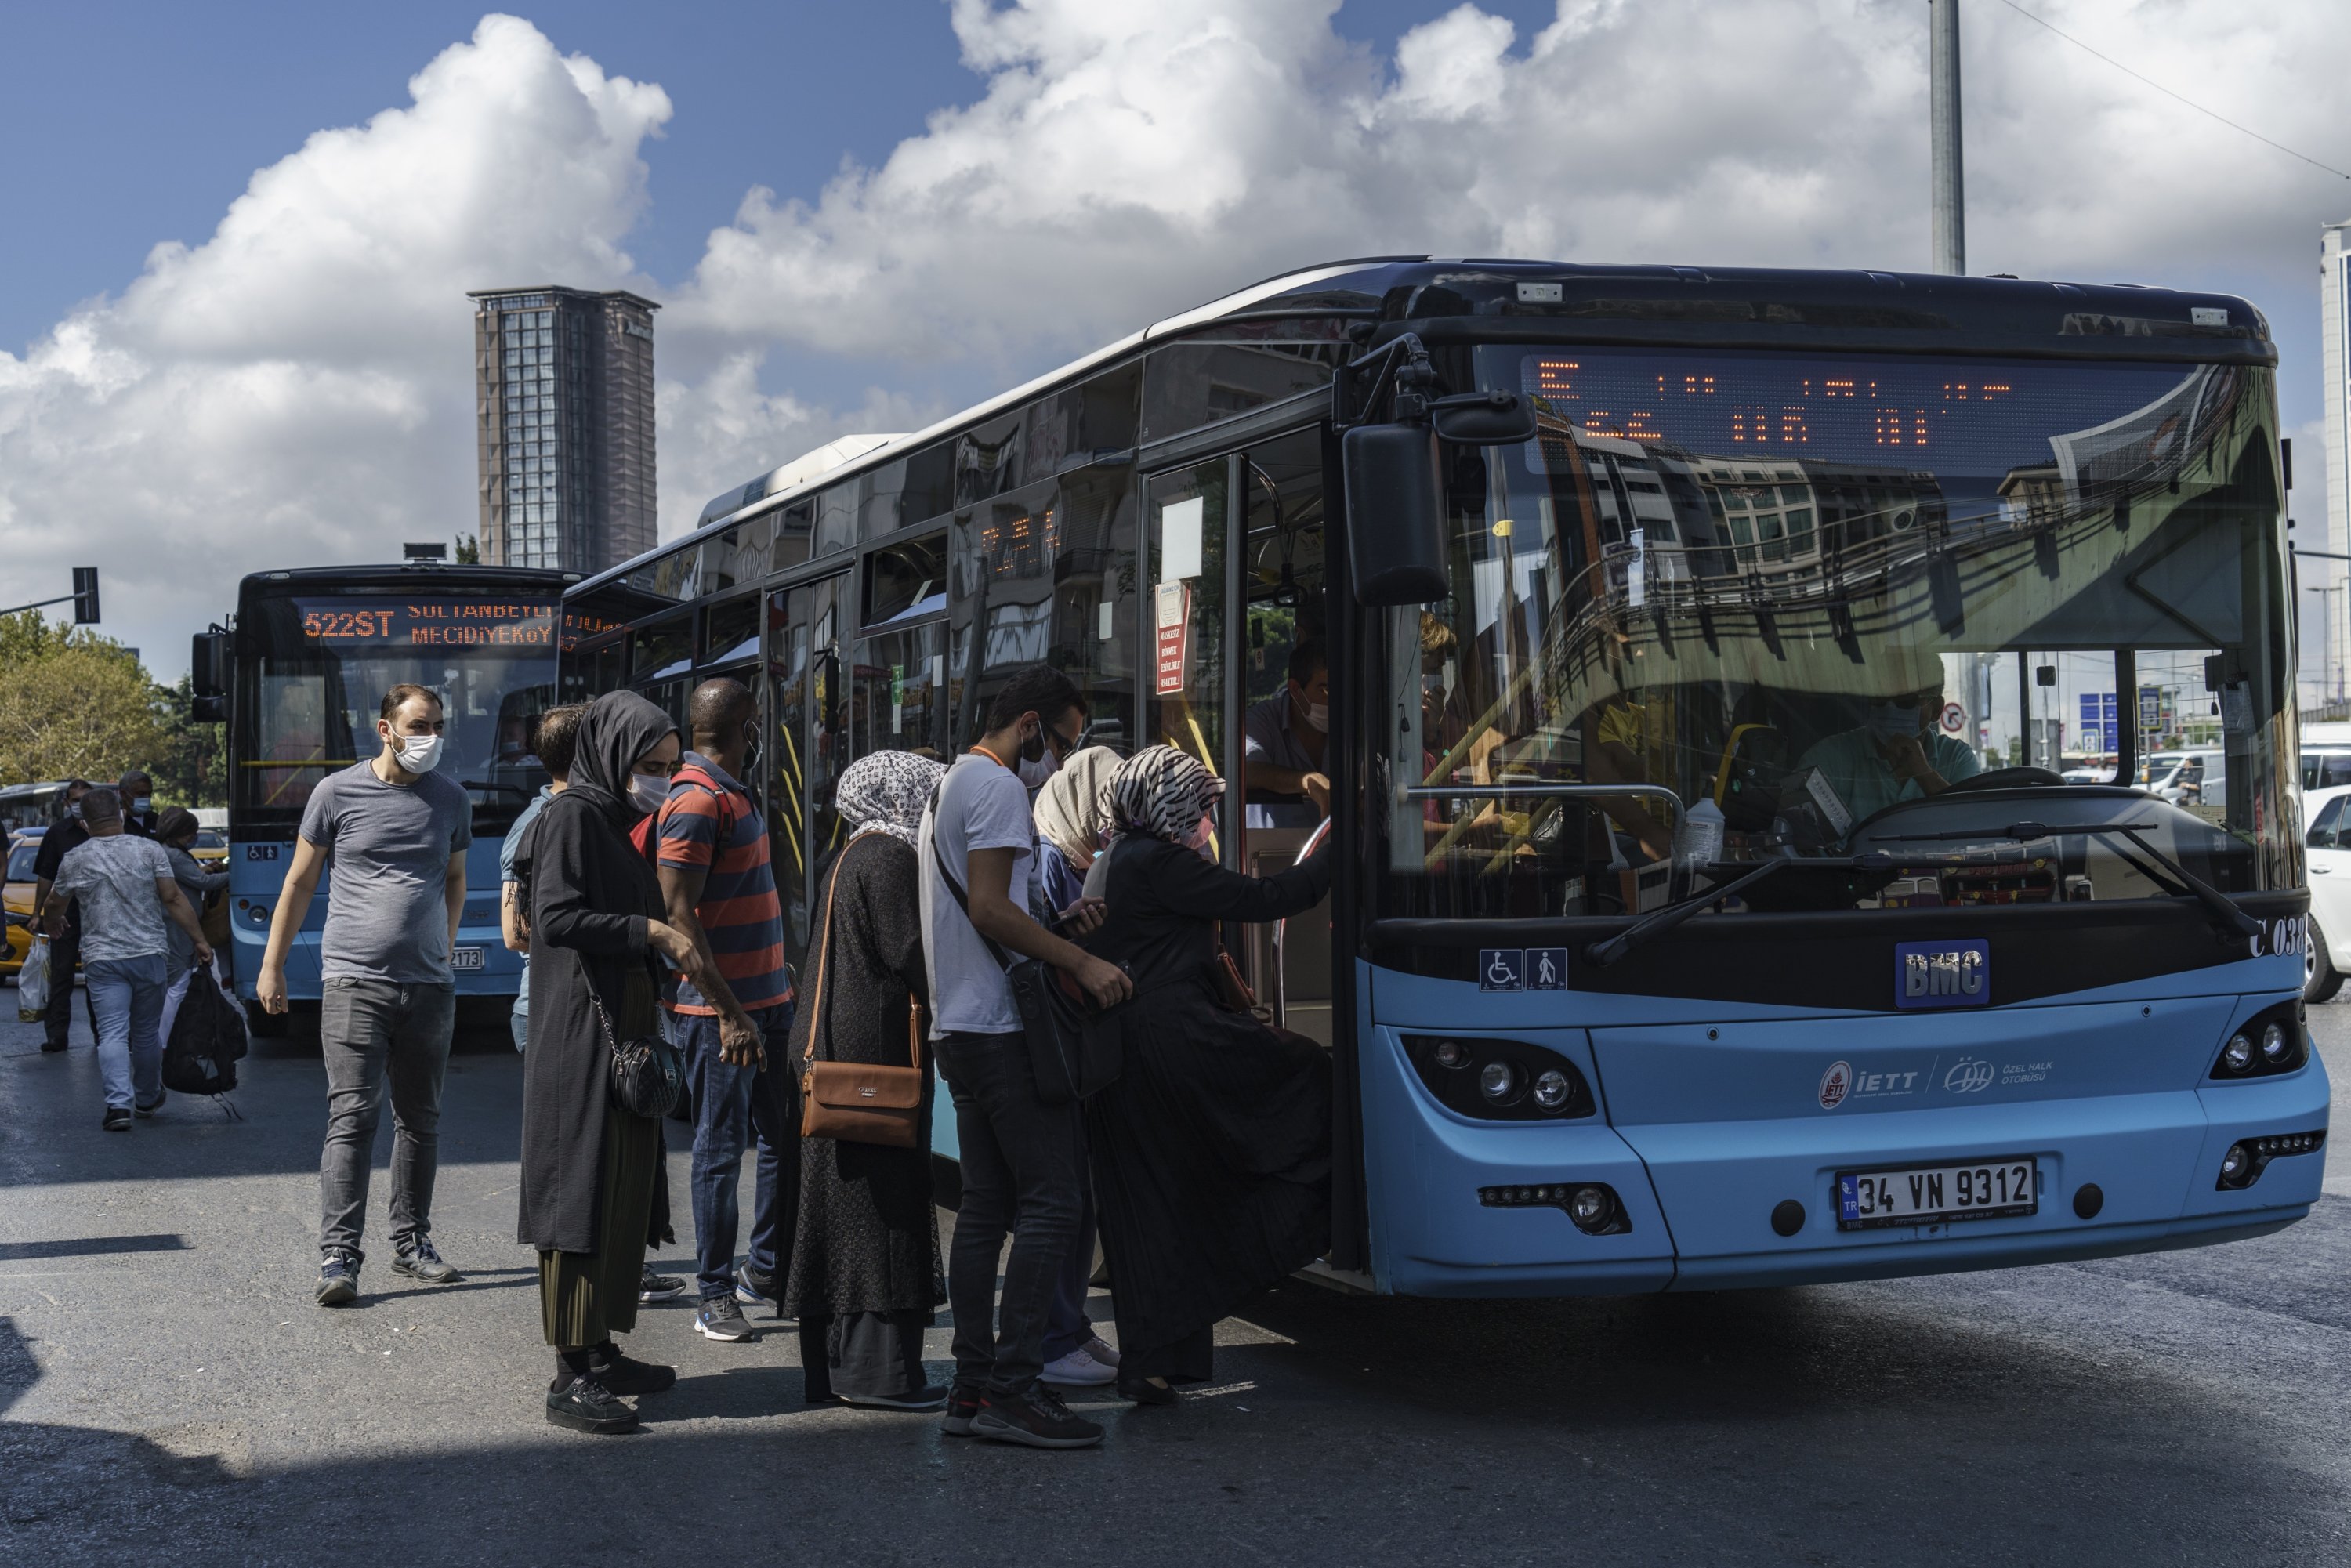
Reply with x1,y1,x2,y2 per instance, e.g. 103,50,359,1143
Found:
1869,701,1922,742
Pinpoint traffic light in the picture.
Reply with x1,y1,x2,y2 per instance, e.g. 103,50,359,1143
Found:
71,567,100,624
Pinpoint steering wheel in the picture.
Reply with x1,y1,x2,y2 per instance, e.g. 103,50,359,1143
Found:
1936,766,2067,795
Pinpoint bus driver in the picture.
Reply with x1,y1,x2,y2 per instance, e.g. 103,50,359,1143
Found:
1795,657,1980,826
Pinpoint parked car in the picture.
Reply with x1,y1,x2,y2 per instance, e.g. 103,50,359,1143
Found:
2302,748,2351,792
2141,748,2223,806
2300,783,2351,1001
3,835,40,977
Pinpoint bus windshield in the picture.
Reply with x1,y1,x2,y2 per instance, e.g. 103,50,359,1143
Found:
1378,348,2293,919
234,593,561,837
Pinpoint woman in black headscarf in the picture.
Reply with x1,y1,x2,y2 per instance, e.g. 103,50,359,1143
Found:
519,690,716,1435
1081,745,1335,1404
784,750,948,1410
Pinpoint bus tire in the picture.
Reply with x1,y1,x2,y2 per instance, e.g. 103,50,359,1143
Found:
2306,919,2342,1005
245,1000,289,1038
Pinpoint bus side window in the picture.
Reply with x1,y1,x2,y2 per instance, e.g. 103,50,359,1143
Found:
2307,796,2344,850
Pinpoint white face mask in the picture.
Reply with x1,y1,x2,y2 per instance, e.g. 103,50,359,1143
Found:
1301,701,1329,733
389,733,444,775
1184,813,1217,860
1016,723,1062,790
628,773,671,816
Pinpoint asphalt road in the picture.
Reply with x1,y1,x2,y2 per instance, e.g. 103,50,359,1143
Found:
3,985,2349,1568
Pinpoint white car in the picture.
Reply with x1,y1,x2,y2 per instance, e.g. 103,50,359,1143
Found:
2301,782,2351,1001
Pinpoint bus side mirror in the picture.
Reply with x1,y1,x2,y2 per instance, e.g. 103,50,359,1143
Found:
1342,422,1448,607
190,629,228,722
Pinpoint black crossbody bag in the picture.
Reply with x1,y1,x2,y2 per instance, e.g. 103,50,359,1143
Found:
926,794,1121,1106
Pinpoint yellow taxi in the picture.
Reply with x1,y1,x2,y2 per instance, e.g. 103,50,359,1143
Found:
4,832,41,977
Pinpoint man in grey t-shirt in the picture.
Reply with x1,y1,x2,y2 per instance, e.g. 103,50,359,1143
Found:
257,683,473,1307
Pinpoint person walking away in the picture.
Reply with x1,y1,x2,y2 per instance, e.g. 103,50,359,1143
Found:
154,807,229,976
501,705,581,1053
1029,747,1128,1389
255,683,473,1307
655,679,798,1344
918,663,1132,1449
785,751,948,1410
518,691,717,1434
118,770,160,838
29,779,99,1052
505,706,686,1308
1080,746,1335,1404
44,788,213,1128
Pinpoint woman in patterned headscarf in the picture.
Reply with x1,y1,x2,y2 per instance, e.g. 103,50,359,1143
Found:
782,751,949,1410
1076,744,1336,1405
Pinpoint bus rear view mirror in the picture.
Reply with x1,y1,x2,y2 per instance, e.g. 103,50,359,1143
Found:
1429,390,1538,445
1342,422,1448,606
190,628,229,722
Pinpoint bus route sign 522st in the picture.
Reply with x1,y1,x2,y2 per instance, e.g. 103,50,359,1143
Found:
295,597,556,649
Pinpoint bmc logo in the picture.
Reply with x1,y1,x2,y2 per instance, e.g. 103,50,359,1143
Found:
1895,940,1991,1010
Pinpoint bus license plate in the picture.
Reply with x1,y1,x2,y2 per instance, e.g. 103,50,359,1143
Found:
1837,1157,2037,1229
450,947,485,972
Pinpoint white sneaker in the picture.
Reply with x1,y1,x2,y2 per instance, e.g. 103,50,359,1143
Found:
1040,1346,1118,1386
1081,1334,1122,1370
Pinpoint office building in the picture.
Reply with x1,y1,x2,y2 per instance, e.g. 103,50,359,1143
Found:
469,286,659,574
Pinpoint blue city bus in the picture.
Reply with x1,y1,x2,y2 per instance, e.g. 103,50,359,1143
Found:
560,259,2325,1294
192,563,574,1031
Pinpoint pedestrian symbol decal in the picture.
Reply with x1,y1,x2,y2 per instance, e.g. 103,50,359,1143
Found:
1479,948,1523,991
1526,947,1569,991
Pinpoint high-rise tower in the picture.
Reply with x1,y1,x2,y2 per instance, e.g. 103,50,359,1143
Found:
469,286,658,574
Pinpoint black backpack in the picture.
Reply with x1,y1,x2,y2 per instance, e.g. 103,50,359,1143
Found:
163,964,250,1097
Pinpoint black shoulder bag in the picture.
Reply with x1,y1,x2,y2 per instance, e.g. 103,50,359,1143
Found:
581,953,686,1120
926,793,1121,1106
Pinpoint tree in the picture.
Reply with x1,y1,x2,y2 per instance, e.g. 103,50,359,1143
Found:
454,532,480,565
151,674,229,807
0,635,162,786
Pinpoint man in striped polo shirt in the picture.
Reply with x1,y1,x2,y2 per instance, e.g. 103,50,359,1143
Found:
657,678,797,1343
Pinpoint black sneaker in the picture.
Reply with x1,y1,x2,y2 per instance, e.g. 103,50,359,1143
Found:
973,1383,1106,1449
315,1249,361,1307
941,1386,984,1438
639,1269,688,1304
546,1375,638,1435
734,1262,778,1309
841,1384,950,1412
694,1295,756,1342
390,1237,463,1284
101,1107,131,1132
133,1091,166,1119
588,1345,676,1396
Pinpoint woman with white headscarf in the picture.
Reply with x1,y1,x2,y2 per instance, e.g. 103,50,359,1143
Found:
1078,744,1336,1404
783,750,950,1410
1031,744,1121,914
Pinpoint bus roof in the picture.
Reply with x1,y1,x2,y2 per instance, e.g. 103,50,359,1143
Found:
237,563,577,599
569,256,2273,603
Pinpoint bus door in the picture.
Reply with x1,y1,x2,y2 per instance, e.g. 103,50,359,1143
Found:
766,572,849,974
1144,427,1335,1041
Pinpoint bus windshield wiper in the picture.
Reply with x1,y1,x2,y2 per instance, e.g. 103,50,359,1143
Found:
1883,818,2259,943
1585,860,1791,967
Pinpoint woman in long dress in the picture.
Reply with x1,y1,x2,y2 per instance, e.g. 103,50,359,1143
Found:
784,751,951,1410
1081,745,1335,1403
518,691,716,1435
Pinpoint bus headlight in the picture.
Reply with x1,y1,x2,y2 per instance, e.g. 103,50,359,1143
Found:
2210,1001,2307,1079
1404,1035,1596,1122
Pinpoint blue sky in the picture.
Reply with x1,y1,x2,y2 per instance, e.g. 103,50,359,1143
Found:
4,1,2348,674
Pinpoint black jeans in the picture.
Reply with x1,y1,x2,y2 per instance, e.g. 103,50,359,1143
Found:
42,924,96,1051
933,1029,1084,1397
317,978,455,1261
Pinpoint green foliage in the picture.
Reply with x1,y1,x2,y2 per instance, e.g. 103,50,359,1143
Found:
455,532,480,565
151,674,229,807
0,610,221,802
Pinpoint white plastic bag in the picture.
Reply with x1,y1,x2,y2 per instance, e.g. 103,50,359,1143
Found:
18,936,51,1021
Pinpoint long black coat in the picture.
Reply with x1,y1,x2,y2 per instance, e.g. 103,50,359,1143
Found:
782,833,942,1318
517,789,664,1255
1078,834,1335,1365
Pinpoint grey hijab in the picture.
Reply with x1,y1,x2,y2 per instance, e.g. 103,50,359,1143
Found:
566,690,678,824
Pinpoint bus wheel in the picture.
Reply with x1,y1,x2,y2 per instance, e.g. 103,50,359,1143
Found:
245,1000,289,1039
2306,920,2342,1005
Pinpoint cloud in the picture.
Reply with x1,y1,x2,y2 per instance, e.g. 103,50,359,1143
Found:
9,1,2351,675
0,14,672,665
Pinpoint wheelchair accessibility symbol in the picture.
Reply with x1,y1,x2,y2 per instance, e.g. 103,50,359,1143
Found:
1480,948,1524,991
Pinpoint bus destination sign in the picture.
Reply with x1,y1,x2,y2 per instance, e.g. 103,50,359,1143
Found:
294,598,556,650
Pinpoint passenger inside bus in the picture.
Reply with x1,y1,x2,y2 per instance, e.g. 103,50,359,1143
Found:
1795,656,1980,827
1242,637,1331,824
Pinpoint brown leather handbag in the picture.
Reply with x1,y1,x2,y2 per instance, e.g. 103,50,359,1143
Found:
799,847,924,1149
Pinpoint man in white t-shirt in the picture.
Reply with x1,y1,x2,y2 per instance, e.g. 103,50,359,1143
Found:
45,788,213,1131
918,664,1130,1450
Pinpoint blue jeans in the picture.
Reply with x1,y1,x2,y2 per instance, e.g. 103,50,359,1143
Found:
679,1003,796,1301
85,953,168,1111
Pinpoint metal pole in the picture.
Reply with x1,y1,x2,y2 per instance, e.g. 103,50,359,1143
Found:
1929,0,1965,275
